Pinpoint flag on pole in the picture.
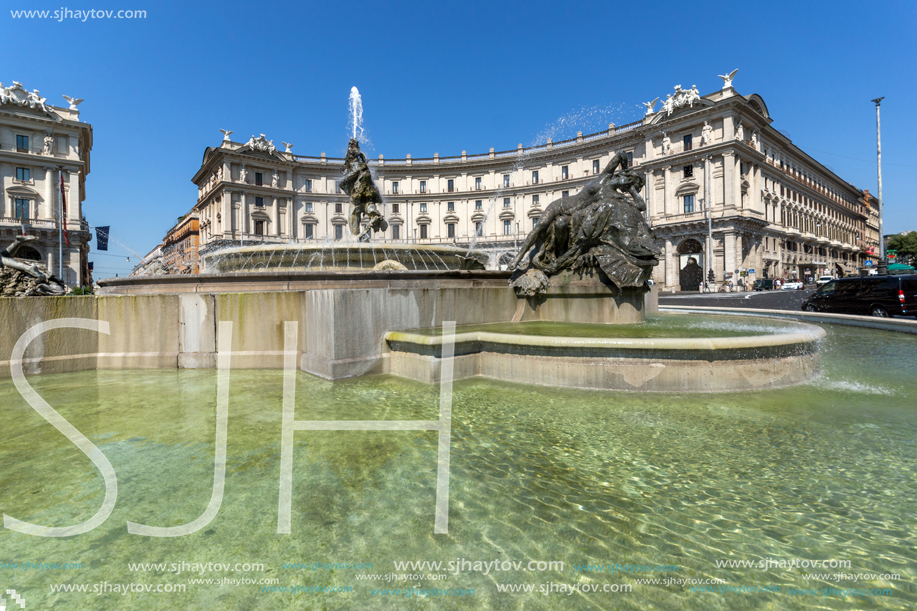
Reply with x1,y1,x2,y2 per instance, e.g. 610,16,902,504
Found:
59,172,70,245
96,226,110,251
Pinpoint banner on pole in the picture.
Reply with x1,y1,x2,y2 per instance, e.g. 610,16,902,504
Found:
96,226,110,251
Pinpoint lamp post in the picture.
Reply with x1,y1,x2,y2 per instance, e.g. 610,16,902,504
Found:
871,97,886,275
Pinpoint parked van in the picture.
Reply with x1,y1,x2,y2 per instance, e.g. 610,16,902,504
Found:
801,275,917,317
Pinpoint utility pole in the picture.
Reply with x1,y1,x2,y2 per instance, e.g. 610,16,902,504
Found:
705,156,714,287
57,165,64,280
871,97,886,275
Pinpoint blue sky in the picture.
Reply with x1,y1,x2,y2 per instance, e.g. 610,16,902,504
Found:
6,0,915,278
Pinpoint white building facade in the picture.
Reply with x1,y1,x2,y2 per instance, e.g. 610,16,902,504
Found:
191,77,867,288
0,81,92,286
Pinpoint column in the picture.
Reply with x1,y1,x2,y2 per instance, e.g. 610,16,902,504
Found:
735,233,744,272
646,171,655,223
664,238,675,289
752,165,762,213
662,167,673,216
724,233,736,279
222,191,231,238
722,153,735,210
755,237,764,277
271,197,279,235
44,167,54,219
241,191,249,235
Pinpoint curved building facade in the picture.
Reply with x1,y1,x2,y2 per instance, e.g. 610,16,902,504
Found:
189,78,868,288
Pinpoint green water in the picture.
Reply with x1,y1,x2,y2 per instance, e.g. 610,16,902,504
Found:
409,313,811,339
0,322,915,610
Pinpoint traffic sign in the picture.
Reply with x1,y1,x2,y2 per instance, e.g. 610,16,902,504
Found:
865,260,874,267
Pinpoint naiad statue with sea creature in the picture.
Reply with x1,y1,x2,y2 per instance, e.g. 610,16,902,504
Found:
1,235,67,296
509,152,660,296
340,138,388,241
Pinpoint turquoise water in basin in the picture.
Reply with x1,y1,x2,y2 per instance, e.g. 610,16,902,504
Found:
0,322,915,610
408,313,812,339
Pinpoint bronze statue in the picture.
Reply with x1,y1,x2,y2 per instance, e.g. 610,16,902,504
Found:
340,138,388,240
1,235,67,296
510,153,660,296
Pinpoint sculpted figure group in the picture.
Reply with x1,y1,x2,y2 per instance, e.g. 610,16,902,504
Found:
340,138,388,239
510,153,660,296
1,236,66,297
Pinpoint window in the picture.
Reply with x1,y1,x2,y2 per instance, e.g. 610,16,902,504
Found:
392,225,400,240
305,202,313,212
420,202,427,213
562,190,569,198
304,224,314,239
254,220,265,236
420,224,428,239
335,203,343,213
15,199,29,220
475,177,482,190
447,223,455,238
475,200,482,210
255,196,264,207
335,182,342,194
475,221,483,236
392,203,400,213
561,166,569,180
533,217,540,229
532,194,539,206
447,201,454,212
504,219,512,235
503,174,510,188
334,225,343,240
593,160,600,174
392,181,399,194
503,197,511,208
255,172,263,186
16,135,29,152
15,167,30,181
683,194,695,213
625,151,633,166
683,134,693,151
532,170,539,184
683,165,693,178
305,179,312,192
420,180,426,193
447,179,454,192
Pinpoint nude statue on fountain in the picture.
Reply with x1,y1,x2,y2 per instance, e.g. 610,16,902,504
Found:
339,138,388,240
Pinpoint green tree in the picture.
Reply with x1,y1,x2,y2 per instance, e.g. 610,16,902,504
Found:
887,232,917,264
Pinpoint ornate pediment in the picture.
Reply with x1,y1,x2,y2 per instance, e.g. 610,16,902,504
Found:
647,84,713,125
238,133,287,160
0,82,61,121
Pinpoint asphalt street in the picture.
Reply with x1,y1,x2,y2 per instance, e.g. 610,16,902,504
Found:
658,288,816,312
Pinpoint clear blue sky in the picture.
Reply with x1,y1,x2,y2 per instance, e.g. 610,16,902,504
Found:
6,0,915,278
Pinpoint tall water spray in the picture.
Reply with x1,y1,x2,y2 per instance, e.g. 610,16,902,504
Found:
349,86,363,141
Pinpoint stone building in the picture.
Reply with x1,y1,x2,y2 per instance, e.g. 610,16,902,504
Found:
188,74,868,288
0,80,92,286
161,213,200,274
860,189,880,266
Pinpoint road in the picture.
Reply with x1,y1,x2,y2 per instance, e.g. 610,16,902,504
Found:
658,288,816,312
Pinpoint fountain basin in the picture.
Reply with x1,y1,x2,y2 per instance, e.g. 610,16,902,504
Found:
200,242,487,273
385,316,826,392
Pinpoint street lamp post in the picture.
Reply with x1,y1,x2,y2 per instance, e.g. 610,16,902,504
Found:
871,97,886,275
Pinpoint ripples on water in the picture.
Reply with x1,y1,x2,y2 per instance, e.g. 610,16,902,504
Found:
0,323,914,610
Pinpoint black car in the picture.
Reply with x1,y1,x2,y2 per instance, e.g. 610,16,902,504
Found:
801,274,917,317
752,279,774,291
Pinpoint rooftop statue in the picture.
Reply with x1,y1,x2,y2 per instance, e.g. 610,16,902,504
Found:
340,138,388,240
509,153,660,296
1,236,67,296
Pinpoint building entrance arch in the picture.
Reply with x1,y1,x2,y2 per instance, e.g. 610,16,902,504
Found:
677,238,704,291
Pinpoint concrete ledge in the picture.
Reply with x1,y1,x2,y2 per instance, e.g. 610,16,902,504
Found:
384,323,824,392
660,306,917,335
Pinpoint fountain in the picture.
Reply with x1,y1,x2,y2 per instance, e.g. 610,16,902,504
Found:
4,87,917,611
